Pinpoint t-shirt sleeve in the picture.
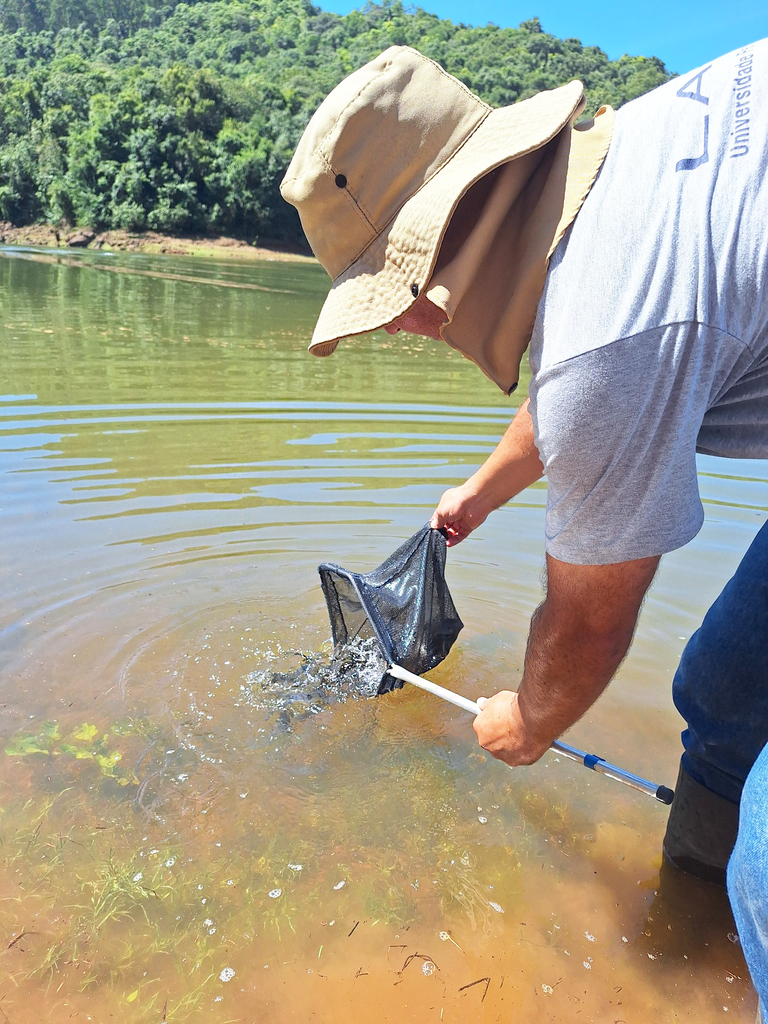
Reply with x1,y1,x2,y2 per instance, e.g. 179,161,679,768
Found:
528,323,741,565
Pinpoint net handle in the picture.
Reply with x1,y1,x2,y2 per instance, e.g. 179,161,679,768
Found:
386,664,674,805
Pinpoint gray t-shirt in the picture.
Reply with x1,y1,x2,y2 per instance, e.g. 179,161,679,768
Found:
529,40,768,565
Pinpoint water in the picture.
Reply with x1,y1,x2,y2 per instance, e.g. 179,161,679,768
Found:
0,244,765,1021
242,637,389,733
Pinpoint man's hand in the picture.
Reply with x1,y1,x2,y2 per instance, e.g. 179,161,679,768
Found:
473,690,552,766
430,483,491,545
474,553,661,767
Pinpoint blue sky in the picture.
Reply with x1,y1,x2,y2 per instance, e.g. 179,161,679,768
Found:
319,0,768,75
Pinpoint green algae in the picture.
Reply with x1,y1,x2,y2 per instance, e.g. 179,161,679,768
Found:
4,719,156,785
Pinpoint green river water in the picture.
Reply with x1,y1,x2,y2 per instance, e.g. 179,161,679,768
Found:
0,245,766,1022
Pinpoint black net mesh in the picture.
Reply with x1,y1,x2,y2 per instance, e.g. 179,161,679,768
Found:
318,524,464,694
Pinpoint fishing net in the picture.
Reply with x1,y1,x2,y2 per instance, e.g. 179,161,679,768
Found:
318,524,464,694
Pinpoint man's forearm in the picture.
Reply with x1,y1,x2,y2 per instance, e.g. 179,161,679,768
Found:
463,398,544,514
473,553,661,766
432,397,544,544
516,589,641,752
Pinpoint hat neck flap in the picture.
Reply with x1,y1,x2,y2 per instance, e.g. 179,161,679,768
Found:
427,105,614,394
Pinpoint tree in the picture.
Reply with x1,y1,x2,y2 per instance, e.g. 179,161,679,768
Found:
0,0,673,241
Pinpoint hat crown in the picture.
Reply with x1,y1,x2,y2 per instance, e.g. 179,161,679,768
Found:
280,46,490,280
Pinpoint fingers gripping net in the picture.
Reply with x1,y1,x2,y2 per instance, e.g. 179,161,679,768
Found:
318,525,464,694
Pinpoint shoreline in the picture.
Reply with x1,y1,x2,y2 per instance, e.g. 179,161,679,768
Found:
0,223,316,263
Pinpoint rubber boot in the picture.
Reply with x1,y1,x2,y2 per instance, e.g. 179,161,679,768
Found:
662,764,740,887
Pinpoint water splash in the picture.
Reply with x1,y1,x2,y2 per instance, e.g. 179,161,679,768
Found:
239,638,388,734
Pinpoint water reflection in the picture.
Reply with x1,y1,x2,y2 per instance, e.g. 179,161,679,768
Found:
0,247,764,1021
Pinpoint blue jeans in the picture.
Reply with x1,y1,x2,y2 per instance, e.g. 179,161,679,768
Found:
673,520,768,805
728,741,768,1019
673,519,768,1010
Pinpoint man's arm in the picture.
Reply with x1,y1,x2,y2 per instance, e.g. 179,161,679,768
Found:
430,398,543,545
473,553,661,765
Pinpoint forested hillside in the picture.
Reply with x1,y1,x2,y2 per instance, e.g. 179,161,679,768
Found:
0,0,672,244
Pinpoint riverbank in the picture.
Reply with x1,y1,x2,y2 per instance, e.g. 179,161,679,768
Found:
0,223,315,262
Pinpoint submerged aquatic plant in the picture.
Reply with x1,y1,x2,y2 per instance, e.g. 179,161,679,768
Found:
4,718,61,755
4,719,139,785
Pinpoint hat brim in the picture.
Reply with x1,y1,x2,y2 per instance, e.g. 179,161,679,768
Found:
308,79,585,356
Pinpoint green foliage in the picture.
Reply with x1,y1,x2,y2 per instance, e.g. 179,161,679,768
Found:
4,719,60,755
0,0,673,243
5,719,138,783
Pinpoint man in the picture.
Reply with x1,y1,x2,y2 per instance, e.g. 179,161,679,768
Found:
281,42,768,1015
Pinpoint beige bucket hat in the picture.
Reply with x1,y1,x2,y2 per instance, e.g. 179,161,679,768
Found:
281,46,613,393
